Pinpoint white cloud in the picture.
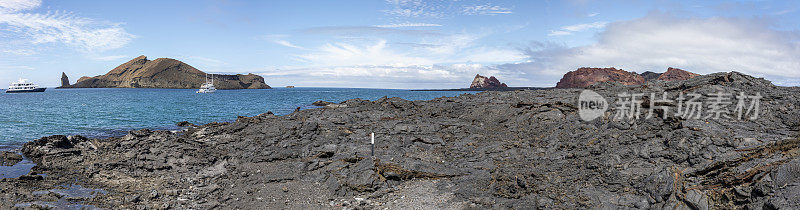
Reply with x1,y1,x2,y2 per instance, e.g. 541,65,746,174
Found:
547,30,573,36
274,40,305,50
261,31,527,88
257,63,518,89
0,1,134,53
2,48,35,55
184,56,228,68
0,0,41,12
262,34,306,49
462,3,513,15
588,12,599,17
562,21,607,31
505,13,800,86
91,55,127,61
297,39,434,67
296,33,524,67
383,0,512,19
376,22,442,28
772,8,797,16
384,0,444,18
548,21,607,36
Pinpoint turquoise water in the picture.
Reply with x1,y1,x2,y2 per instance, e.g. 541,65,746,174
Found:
0,88,476,148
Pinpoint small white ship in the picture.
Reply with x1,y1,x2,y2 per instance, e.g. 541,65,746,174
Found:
6,79,46,93
197,74,217,93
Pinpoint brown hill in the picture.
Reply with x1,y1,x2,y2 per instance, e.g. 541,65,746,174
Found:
68,55,271,89
657,67,700,81
555,67,645,88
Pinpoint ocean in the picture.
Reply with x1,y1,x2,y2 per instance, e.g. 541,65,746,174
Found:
0,88,477,149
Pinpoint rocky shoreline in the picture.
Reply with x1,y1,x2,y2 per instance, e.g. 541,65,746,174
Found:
1,72,799,209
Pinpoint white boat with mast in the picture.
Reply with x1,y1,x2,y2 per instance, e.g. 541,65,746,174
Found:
197,73,217,93
6,79,46,93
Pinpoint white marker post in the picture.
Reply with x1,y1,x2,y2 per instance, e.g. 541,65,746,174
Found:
370,133,375,157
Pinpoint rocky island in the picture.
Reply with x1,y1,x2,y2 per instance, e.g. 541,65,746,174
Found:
469,74,508,89
61,56,271,89
416,74,544,91
556,67,701,88
1,71,798,209
59,72,70,88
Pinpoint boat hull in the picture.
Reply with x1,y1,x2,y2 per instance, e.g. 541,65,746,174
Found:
196,89,216,93
5,88,46,93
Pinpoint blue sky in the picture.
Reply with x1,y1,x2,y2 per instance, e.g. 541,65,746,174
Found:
1,0,799,88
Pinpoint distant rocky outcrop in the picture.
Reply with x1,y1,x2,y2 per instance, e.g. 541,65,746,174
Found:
60,72,70,87
555,67,645,88
657,67,700,81
639,71,662,81
470,74,508,89
311,100,335,106
65,55,271,89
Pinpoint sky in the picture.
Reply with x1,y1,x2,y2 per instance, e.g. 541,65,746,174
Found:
0,0,799,89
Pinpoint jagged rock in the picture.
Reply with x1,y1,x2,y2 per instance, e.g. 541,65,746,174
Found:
771,159,800,188
176,121,196,127
21,135,93,159
69,55,271,89
312,100,334,106
685,190,709,210
657,67,700,81
0,151,23,166
640,71,662,81
18,174,43,181
60,72,70,87
556,67,645,88
470,74,508,89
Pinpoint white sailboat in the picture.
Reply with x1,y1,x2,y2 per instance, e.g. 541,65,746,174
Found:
197,74,217,93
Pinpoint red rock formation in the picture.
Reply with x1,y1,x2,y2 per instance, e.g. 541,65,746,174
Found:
656,67,700,81
555,67,645,88
470,74,508,89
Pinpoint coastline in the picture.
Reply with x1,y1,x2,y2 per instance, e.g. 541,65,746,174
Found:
411,87,550,91
1,72,799,208
1,88,473,150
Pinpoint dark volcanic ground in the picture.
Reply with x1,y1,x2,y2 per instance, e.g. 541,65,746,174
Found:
1,72,799,209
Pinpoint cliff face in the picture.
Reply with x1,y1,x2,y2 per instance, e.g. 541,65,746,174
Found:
657,67,700,81
470,74,508,89
555,67,645,88
60,72,70,87
68,56,271,89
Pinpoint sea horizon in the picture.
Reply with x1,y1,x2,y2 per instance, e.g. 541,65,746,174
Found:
0,87,478,149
